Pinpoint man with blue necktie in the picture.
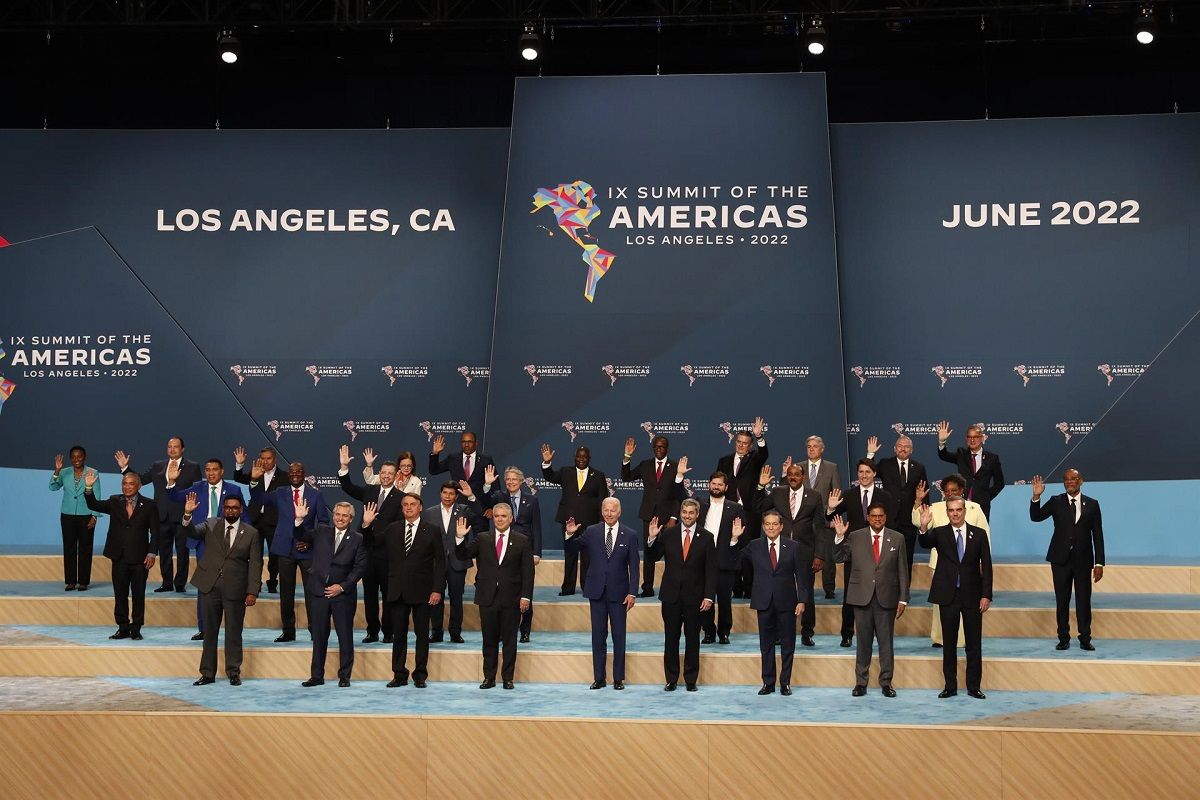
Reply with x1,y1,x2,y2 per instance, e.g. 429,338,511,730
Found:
484,466,542,642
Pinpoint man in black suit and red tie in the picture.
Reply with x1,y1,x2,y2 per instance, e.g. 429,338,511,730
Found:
115,437,199,593
867,434,928,580
621,434,686,598
715,417,768,597
541,443,608,595
484,466,542,642
919,497,993,698
428,430,495,500
646,498,717,691
83,469,159,639
937,421,1004,520
1030,470,1105,651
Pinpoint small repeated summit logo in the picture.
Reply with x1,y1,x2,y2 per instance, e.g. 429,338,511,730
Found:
1055,421,1095,445
850,365,901,388
931,364,982,388
601,364,650,387
562,420,611,442
679,364,730,387
642,421,689,441
345,420,391,441
457,366,490,387
1012,364,1065,387
304,475,341,490
524,364,572,386
760,365,809,387
891,422,939,436
1096,363,1148,386
381,365,429,386
266,419,314,441
305,365,352,386
417,420,467,442
718,421,769,444
974,421,1023,436
229,364,276,385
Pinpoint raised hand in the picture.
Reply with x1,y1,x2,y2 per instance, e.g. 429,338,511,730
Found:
540,443,554,463
781,455,793,474
624,436,636,458
1031,475,1045,500
752,416,765,439
676,456,691,476
165,460,180,485
362,447,377,467
84,469,99,489
483,464,498,485
362,502,378,528
648,516,662,540
234,446,247,465
250,459,265,481
827,487,843,510
184,492,199,515
759,464,773,488
866,435,879,456
919,505,933,530
54,453,64,473
936,420,952,444
432,434,446,455
914,480,928,504
295,496,309,520
731,518,744,542
458,479,473,498
564,517,580,537
832,515,849,538
114,450,130,471
456,516,470,537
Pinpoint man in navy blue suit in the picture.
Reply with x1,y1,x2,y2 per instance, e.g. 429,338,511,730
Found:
731,510,807,695
484,466,542,642
296,500,368,687
564,496,639,690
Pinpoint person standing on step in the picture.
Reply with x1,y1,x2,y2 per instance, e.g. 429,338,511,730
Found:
83,470,158,640
50,446,101,592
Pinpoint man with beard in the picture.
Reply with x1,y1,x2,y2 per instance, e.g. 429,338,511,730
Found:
696,471,745,644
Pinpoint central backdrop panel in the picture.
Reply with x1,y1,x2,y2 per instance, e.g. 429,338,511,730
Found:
485,74,847,546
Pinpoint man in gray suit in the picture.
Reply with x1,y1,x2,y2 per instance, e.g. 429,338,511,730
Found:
423,480,481,643
181,493,262,686
802,435,842,599
833,503,909,697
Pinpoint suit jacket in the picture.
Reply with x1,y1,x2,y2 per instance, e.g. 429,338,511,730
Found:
919,523,993,605
84,491,160,563
297,524,368,598
698,498,746,570
381,518,446,603
541,464,608,526
938,446,1005,513
234,464,288,533
715,442,768,506
422,500,481,572
738,535,808,612
485,487,542,557
803,460,841,502
564,521,640,603
620,458,685,522
167,480,247,548
834,526,910,609
456,528,535,607
871,456,928,530
183,517,263,599
126,458,201,523
428,449,496,498
828,485,899,533
648,523,718,605
340,474,406,552
1031,493,1105,567
249,483,331,560
756,485,824,555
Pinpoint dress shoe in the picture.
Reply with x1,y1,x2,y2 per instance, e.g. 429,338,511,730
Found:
193,677,215,686
851,685,867,697
275,633,296,643
780,685,792,696
130,631,143,640
65,584,76,591
685,684,697,692
362,634,379,644
757,685,775,696
718,635,730,645
519,633,530,643
882,686,897,698
414,679,427,688
664,682,677,691
614,680,625,690
229,676,242,686
153,585,171,593
428,634,444,643
938,689,958,698
1080,641,1096,651
110,630,130,640
451,635,466,644
824,590,836,599
801,636,815,647
382,635,394,644
266,580,278,594
840,636,852,647
1055,640,1070,650
558,590,575,596
479,679,496,689
701,635,716,644
301,678,324,687
640,589,655,598
173,587,185,593
338,679,350,688
191,632,204,641
589,681,606,690
967,689,987,699
503,681,514,690
932,642,943,648
77,585,89,591
387,677,408,688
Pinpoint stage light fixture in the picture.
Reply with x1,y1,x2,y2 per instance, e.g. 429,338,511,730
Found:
805,17,828,56
218,31,240,64
520,24,540,61
1134,6,1157,44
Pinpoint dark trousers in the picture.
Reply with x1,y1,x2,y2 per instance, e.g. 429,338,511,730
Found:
820,527,837,593
60,513,94,586
520,601,535,637
852,595,896,687
589,598,628,682
198,588,246,679
899,525,918,582
309,590,357,681
1051,562,1094,643
704,569,738,637
757,602,797,686
390,600,432,681
110,559,148,632
794,546,817,637
640,520,661,594
277,556,312,636
561,528,589,593
158,521,188,589
259,528,279,584
939,589,983,691
662,599,702,685
840,560,856,638
479,602,520,682
735,535,758,597
361,551,390,636
431,568,467,638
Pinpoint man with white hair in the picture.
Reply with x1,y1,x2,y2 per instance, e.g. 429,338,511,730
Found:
803,435,841,599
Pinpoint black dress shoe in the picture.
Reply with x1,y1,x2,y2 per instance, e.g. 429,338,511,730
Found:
589,681,606,690
780,685,792,696
938,689,958,698
266,580,278,594
840,636,852,647
639,589,655,598
229,676,242,686
664,682,677,691
275,633,296,643
932,642,944,648
130,631,143,640
701,635,716,644
882,686,897,698
558,590,575,596
153,585,172,593
193,677,215,686
362,634,379,644
685,684,697,692
1080,641,1096,651
613,680,625,690
387,677,408,688
757,685,775,695
801,636,815,647
173,587,185,593
967,689,987,699
479,679,496,689
77,585,89,591
428,634,444,643
339,678,350,688
302,678,324,687
824,590,836,599
110,630,130,640
382,635,395,644
1055,640,1070,650
65,585,76,591
851,685,867,697
519,633,530,643
718,635,730,645
414,679,427,688
451,635,466,644
191,632,204,641
503,681,514,690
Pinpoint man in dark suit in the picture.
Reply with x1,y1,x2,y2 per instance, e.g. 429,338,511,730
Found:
646,499,716,691
833,504,909,697
296,500,368,687
826,460,899,648
698,471,746,644
541,443,608,595
867,434,928,580
1030,470,1105,651
337,444,406,643
485,466,542,641
248,461,330,642
83,470,159,640
802,435,842,600
234,445,287,593
621,434,686,597
919,497,993,698
937,421,1005,519
180,493,262,685
115,437,200,593
428,430,495,500
382,493,446,688
422,480,482,643
454,503,535,689
564,496,640,690
730,510,807,695
715,417,768,598
755,462,824,646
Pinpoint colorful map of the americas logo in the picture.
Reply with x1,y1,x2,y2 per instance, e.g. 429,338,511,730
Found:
532,181,616,302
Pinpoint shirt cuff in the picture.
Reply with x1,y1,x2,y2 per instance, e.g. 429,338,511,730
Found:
541,461,551,468
1095,564,1104,568
337,468,349,476
898,601,908,606
454,536,466,544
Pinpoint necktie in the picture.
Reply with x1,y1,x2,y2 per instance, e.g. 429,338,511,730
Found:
789,490,798,518
955,528,964,587
972,452,979,475
862,489,870,521
293,487,301,506
334,529,344,553
872,533,881,564
405,523,414,553
900,462,908,485
1071,496,1079,522
378,488,386,507
126,497,136,517
227,524,237,550
495,532,505,562
655,460,664,482
809,462,817,487
605,526,614,557
733,455,741,476
682,528,692,560
769,540,778,571
512,495,520,516
463,454,472,480
577,470,586,491
209,485,219,519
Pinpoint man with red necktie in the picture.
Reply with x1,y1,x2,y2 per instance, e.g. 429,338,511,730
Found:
428,430,496,502
936,421,1005,520
621,434,687,597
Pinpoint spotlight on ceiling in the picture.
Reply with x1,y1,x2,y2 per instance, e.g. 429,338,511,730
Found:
520,23,540,61
1134,5,1157,45
805,17,828,56
218,31,240,64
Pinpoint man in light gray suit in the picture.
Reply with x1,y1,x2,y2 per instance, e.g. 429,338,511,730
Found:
181,493,262,686
802,436,842,599
833,503,909,697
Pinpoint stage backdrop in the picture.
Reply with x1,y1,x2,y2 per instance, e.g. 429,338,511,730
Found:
483,73,848,547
